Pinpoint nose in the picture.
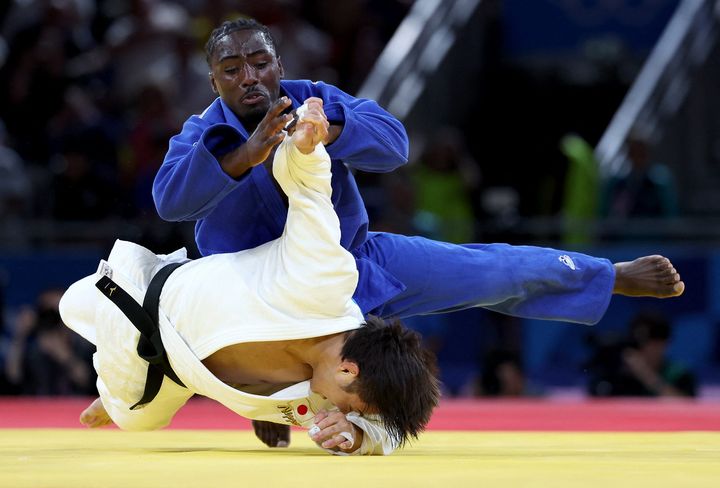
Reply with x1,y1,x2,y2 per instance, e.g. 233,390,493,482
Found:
241,65,259,87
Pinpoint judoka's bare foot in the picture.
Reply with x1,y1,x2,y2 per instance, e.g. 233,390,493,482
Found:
613,255,685,298
252,420,291,448
80,397,113,428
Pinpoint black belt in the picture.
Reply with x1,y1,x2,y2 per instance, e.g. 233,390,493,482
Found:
95,262,186,410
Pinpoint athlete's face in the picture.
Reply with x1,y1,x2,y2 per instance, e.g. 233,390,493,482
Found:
310,362,374,415
209,29,284,126
314,381,370,415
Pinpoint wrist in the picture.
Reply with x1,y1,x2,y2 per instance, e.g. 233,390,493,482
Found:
295,142,316,155
220,145,253,178
324,124,343,146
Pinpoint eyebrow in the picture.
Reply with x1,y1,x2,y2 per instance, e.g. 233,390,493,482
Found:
246,49,271,57
218,54,240,63
218,49,271,63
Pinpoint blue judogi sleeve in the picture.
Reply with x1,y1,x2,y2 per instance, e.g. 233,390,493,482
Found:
154,102,249,222
280,80,409,172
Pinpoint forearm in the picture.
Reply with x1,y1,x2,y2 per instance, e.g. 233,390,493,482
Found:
324,124,343,146
268,140,358,315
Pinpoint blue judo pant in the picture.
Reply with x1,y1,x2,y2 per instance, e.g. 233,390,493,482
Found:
353,232,615,325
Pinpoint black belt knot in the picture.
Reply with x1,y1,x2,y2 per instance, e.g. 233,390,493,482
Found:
95,262,186,410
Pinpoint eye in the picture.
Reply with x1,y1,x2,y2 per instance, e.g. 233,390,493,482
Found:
224,67,238,74
255,62,268,69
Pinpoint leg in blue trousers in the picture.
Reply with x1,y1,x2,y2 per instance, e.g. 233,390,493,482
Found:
357,233,682,325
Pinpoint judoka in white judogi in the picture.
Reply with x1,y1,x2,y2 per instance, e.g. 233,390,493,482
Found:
59,104,396,455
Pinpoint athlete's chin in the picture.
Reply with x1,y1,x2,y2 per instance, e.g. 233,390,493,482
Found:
239,100,272,117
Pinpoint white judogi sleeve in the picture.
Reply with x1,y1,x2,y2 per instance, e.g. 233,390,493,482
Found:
347,414,399,455
258,138,359,318
269,139,397,456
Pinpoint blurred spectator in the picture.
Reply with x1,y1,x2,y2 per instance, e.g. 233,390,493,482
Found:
0,119,32,219
103,0,189,104
48,132,118,220
560,133,599,245
263,1,335,83
586,311,696,398
170,32,216,117
312,0,412,92
601,126,679,219
402,314,448,356
411,127,481,243
0,0,97,163
187,0,244,54
471,348,541,397
122,83,180,214
357,166,417,236
3,288,95,395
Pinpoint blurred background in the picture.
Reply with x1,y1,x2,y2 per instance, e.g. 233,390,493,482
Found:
0,0,718,400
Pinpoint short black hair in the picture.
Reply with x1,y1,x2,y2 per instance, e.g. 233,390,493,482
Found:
341,316,440,447
205,18,277,65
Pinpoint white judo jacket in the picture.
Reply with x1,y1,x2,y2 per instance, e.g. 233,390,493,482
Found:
59,136,396,455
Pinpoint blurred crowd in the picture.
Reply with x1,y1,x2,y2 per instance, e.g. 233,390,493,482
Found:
0,0,412,244
0,283,697,399
0,0,416,396
1,287,95,395
0,0,698,398
0,0,681,245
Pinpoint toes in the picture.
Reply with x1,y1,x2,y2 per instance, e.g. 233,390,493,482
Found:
79,411,95,426
673,281,685,295
664,271,681,284
664,269,679,282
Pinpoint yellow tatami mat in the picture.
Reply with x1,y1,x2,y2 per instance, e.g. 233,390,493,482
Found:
1,430,718,488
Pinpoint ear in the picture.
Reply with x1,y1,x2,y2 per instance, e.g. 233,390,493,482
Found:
336,360,359,388
338,360,359,377
209,71,218,94
277,57,285,78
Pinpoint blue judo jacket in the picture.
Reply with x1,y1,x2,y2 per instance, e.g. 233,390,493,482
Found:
153,80,409,312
